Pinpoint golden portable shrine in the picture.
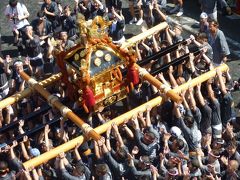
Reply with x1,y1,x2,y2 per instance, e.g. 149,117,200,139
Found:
53,15,177,113
58,34,129,113
0,14,230,169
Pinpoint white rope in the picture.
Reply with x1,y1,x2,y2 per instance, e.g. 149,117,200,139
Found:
138,67,149,79
82,123,93,135
160,84,172,93
60,106,72,117
28,78,38,86
47,95,59,107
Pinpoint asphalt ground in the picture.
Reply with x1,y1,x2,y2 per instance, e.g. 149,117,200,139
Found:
0,0,240,114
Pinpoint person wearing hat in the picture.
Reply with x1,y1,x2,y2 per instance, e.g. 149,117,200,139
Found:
29,148,41,157
5,0,30,54
56,31,75,52
199,12,209,34
201,150,221,176
11,60,26,93
199,0,231,21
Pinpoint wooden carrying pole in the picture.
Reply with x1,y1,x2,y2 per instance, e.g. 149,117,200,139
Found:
121,22,168,49
170,63,229,94
0,73,62,109
23,96,163,169
136,64,182,103
138,40,185,67
151,50,201,76
19,71,101,141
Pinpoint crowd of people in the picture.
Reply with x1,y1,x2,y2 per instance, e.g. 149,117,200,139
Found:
0,0,239,179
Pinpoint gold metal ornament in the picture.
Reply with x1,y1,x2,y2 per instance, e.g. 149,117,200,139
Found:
94,58,101,67
80,50,86,57
95,50,104,57
74,53,80,61
104,54,111,61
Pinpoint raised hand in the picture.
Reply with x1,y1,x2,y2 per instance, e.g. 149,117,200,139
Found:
23,136,28,143
11,140,18,148
111,122,119,133
19,119,24,127
131,146,139,155
44,124,50,134
97,137,105,147
59,152,65,159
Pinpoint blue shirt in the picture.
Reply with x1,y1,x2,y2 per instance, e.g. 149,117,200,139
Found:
208,29,230,64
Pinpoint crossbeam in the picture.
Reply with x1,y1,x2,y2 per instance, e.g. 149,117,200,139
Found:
0,73,62,109
23,96,163,169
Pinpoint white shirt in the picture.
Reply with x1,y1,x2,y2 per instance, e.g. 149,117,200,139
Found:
4,2,29,30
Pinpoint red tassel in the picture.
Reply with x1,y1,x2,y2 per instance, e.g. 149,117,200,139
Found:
82,86,96,110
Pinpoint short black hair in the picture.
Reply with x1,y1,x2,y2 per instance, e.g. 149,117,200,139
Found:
37,11,45,18
184,115,194,127
189,157,200,168
208,19,219,27
64,5,70,11
0,161,8,175
227,140,237,149
95,163,108,175
117,147,128,159
197,32,208,41
9,0,18,4
176,139,184,150
75,164,85,174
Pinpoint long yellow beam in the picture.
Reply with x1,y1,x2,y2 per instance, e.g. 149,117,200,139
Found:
121,22,168,49
0,73,62,109
23,96,163,169
170,64,229,94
